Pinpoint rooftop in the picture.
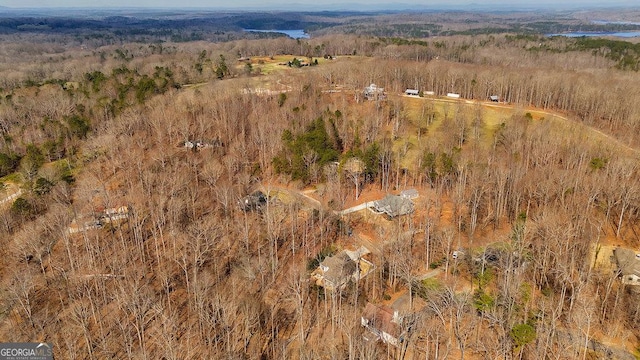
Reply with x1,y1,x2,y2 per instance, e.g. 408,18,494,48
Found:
320,252,357,285
362,302,401,339
372,194,414,217
313,246,374,290
400,188,419,199
613,247,640,277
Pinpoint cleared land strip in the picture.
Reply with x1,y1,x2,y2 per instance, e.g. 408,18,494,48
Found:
404,94,640,156
0,188,22,208
484,101,640,156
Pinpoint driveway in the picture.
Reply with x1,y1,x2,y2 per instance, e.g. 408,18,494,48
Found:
0,184,22,208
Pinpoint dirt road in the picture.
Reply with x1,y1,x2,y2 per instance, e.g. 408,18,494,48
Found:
0,184,22,208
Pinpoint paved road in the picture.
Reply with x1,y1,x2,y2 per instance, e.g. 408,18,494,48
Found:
338,201,375,215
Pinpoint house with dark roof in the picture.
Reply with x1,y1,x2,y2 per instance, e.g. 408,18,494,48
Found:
371,194,414,218
239,191,267,212
311,246,374,291
613,247,640,286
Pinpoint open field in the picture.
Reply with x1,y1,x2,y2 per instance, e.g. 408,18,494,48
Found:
401,94,640,167
239,54,334,75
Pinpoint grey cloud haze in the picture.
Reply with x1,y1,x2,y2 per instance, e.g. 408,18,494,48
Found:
1,0,637,9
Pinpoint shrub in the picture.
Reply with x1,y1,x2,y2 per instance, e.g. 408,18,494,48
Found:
11,197,35,220
589,157,607,170
412,278,442,300
33,177,53,196
510,323,536,349
21,144,45,179
65,115,91,139
473,289,495,313
0,152,21,177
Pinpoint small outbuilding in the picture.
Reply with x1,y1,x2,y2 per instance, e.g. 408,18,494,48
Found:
489,95,499,102
446,93,460,99
405,89,419,96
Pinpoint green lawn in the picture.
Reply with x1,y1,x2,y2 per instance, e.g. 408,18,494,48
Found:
0,172,21,185
402,96,549,150
244,55,332,75
397,96,574,169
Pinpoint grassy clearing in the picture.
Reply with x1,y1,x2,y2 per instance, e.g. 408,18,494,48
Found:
264,188,296,204
393,134,424,170
181,82,209,89
0,172,21,185
402,96,560,150
404,97,446,132
481,105,512,127
241,55,332,75
42,158,69,171
478,105,513,144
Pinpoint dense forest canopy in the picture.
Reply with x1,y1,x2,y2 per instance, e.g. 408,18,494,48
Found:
0,7,640,360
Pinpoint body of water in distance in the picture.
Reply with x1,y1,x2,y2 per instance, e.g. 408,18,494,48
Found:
548,31,640,38
549,20,640,38
243,29,309,39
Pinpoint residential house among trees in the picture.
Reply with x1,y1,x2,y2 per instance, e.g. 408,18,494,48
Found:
239,191,267,212
613,247,640,286
182,138,223,150
311,246,374,291
100,205,130,223
364,83,386,101
371,194,414,218
361,303,404,346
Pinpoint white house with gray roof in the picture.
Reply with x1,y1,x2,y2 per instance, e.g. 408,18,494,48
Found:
613,247,640,286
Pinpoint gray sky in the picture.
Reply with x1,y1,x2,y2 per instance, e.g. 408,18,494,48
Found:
0,0,635,9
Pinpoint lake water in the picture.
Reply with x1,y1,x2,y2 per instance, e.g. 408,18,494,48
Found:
549,20,640,38
243,29,309,39
592,20,640,26
548,31,640,38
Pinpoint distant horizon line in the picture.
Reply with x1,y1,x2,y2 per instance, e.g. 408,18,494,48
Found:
1,2,639,12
